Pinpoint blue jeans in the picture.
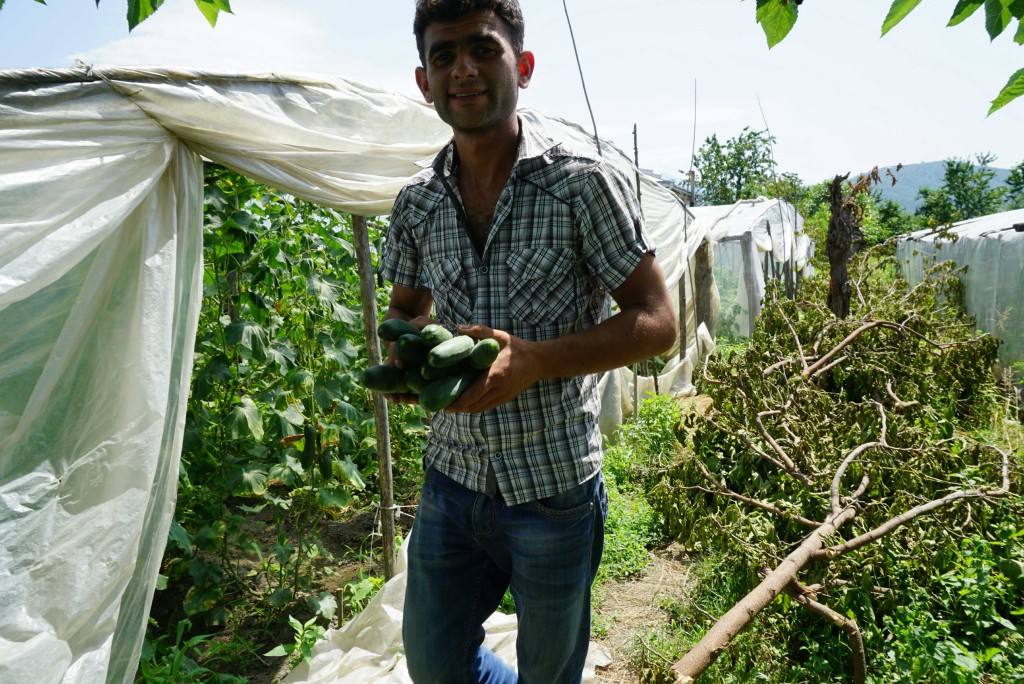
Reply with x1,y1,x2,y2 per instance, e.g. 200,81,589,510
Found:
402,467,608,684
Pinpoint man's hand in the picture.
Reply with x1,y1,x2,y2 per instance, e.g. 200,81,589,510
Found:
444,324,541,413
382,314,438,406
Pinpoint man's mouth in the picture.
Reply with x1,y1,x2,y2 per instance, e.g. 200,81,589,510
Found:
451,90,485,99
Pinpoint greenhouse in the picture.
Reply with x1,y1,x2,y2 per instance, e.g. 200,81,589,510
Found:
0,67,713,683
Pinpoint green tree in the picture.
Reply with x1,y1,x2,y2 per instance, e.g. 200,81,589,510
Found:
693,126,777,205
0,0,231,30
1006,159,1024,209
753,0,1024,113
916,153,1007,225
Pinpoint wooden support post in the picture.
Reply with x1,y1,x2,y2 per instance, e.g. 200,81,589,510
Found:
678,275,688,364
741,232,759,336
352,214,396,581
694,240,717,340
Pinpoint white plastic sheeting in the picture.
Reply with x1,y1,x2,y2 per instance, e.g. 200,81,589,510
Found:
897,208,1024,373
689,198,811,337
0,67,700,683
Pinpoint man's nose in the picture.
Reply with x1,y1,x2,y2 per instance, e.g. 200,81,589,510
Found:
451,51,478,79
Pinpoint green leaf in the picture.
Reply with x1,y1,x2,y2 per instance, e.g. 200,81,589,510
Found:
755,0,799,48
988,67,1024,113
308,591,338,621
985,0,1016,38
168,521,193,552
948,0,985,26
1017,18,1024,43
229,464,268,495
194,0,232,27
339,454,366,490
882,0,925,35
264,644,291,657
225,319,268,360
228,396,264,441
318,486,352,509
127,0,164,31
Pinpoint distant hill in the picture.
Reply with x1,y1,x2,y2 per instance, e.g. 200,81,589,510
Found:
859,161,1012,212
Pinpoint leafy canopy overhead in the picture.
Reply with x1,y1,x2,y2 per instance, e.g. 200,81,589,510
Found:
0,0,232,30
754,0,1024,114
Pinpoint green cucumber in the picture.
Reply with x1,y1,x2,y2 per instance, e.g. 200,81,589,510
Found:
420,363,452,381
396,333,430,365
419,370,479,412
469,338,501,368
377,318,421,342
427,335,476,368
318,447,333,479
404,366,431,393
420,323,454,348
361,364,407,393
301,422,316,469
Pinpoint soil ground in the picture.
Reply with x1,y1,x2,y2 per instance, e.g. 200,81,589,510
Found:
150,494,693,684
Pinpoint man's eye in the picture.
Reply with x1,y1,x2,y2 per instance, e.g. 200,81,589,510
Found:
431,53,453,67
475,46,496,58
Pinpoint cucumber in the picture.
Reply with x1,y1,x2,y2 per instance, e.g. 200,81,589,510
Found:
427,335,476,368
301,422,316,470
396,333,430,365
318,447,333,479
361,364,407,393
377,318,421,342
419,370,479,412
420,323,454,348
420,363,452,381
469,338,501,369
404,365,431,393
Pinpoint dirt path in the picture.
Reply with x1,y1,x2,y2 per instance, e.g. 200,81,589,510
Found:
593,543,694,683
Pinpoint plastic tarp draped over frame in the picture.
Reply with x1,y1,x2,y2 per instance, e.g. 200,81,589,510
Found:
896,208,1024,373
0,66,698,683
689,198,811,337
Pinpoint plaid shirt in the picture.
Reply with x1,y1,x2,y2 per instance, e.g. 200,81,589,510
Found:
379,117,652,505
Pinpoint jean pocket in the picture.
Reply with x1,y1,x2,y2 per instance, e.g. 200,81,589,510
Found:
507,248,578,326
424,257,473,324
525,476,599,521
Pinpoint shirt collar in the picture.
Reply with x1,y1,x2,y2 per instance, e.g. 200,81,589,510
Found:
425,115,563,180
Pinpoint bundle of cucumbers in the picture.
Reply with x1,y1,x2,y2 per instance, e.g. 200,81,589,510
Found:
361,318,500,412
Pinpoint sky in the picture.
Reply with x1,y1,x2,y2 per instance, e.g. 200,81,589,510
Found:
1,0,1021,184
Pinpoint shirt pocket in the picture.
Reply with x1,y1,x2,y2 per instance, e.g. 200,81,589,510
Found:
506,247,579,326
424,257,473,325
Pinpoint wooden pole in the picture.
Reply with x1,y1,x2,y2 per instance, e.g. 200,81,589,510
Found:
741,232,759,336
351,214,396,580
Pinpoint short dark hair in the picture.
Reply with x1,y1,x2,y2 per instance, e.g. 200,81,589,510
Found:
414,0,525,66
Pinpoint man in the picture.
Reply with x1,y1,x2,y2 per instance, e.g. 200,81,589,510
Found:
379,1,677,681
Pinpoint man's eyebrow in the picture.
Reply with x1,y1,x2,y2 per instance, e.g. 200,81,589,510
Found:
426,33,501,59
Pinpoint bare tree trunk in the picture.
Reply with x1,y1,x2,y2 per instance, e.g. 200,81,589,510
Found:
825,174,862,319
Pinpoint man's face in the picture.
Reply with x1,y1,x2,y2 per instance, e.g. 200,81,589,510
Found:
415,10,533,135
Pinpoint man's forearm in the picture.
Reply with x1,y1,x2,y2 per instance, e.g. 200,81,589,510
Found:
528,303,677,380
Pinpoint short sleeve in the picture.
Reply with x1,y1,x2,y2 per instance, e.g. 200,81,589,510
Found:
379,185,423,289
575,163,653,292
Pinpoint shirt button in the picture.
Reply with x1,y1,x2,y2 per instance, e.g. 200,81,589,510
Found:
480,266,489,274
493,451,502,460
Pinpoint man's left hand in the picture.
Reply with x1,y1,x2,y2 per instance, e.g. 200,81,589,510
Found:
444,324,541,413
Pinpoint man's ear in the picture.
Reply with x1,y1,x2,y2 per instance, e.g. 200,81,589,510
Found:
415,66,432,103
517,50,535,89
